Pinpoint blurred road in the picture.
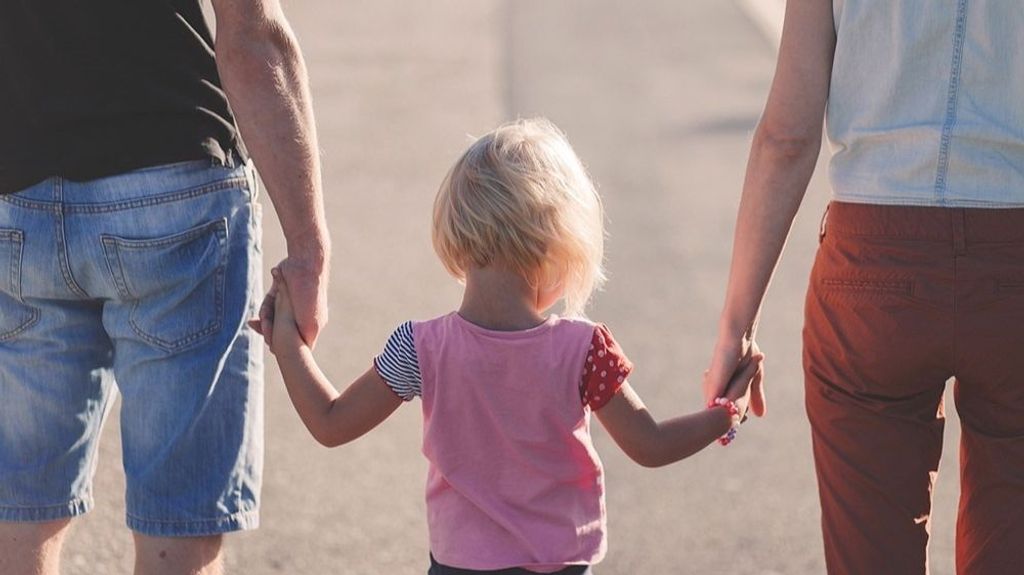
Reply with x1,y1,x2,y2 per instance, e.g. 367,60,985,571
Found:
60,1,962,573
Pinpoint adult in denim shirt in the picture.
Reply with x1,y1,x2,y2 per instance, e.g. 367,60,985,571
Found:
703,2,1023,574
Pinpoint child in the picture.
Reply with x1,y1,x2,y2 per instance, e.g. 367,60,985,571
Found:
258,118,763,574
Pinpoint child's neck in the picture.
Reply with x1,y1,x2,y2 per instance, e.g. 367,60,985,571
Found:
458,266,549,331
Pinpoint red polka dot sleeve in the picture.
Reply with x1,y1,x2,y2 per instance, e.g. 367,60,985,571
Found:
580,324,633,411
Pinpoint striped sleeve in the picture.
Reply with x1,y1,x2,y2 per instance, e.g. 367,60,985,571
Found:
373,321,422,401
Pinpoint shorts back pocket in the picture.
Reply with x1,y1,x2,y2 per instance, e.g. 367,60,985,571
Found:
102,219,229,352
0,229,39,340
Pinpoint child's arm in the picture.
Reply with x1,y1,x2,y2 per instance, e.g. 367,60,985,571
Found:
595,356,762,467
268,269,403,447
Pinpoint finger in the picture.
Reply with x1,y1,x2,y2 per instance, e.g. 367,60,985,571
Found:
703,361,733,402
275,262,326,348
292,293,323,348
247,318,263,334
258,289,277,348
271,266,287,292
706,344,753,400
285,279,322,348
724,353,764,401
750,364,767,417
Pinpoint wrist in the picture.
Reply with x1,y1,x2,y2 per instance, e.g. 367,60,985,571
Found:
274,330,311,361
707,398,743,446
716,316,753,343
284,239,327,270
285,227,331,263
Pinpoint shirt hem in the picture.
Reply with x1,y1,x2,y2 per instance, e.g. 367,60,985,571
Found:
831,193,1024,209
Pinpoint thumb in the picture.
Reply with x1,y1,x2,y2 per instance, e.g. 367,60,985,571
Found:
749,362,767,417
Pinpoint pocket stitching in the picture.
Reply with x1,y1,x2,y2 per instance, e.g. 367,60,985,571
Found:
0,229,40,341
821,278,913,295
995,279,1024,294
100,219,229,351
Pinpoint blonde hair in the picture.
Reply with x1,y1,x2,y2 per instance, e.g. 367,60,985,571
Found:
433,118,606,317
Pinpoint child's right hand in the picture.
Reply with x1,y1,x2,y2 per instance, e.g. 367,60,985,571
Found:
717,346,765,420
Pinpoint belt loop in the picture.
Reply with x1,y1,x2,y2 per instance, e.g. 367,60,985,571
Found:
213,149,237,169
818,203,831,244
952,209,967,255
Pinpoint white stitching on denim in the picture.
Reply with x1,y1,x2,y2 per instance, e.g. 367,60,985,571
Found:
102,219,229,351
934,0,970,204
0,178,247,212
0,229,41,340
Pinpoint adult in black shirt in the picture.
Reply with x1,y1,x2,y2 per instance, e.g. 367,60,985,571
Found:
0,1,330,574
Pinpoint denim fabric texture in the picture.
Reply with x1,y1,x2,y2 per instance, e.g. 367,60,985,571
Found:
827,0,1024,207
0,157,264,536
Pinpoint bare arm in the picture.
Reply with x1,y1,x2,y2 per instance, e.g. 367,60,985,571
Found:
268,271,402,448
703,0,836,411
211,0,330,346
598,356,763,468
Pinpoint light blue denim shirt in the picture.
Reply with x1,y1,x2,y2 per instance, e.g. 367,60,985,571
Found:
827,0,1024,207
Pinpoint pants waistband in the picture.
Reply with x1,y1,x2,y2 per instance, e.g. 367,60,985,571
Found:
824,201,1024,246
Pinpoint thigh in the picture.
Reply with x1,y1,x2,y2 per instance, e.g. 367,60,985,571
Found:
0,191,115,522
804,231,952,575
65,160,265,536
953,241,1024,574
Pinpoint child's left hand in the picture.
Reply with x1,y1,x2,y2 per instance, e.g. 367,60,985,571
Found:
248,267,304,355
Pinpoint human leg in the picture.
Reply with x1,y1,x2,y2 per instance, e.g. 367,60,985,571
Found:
0,184,116,574
951,213,1024,574
0,519,72,575
803,203,955,574
59,160,264,538
133,532,223,575
953,380,1024,575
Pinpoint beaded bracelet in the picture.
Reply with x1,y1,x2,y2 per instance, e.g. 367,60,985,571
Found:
707,397,742,446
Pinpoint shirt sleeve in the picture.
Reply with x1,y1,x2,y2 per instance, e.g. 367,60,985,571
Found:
373,321,422,401
580,324,634,411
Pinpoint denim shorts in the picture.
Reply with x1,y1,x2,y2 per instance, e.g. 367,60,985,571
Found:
0,157,263,537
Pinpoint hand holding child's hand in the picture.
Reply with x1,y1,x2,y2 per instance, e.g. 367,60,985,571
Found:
248,267,304,355
704,337,767,417
715,346,765,420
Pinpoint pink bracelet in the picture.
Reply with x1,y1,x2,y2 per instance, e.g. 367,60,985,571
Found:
707,397,741,446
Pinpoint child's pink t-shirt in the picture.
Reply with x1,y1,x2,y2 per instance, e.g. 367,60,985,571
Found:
373,312,633,572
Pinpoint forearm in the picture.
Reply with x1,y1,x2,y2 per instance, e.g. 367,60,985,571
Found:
717,126,819,341
275,345,340,444
599,385,737,468
215,17,329,258
639,408,734,467
717,0,835,342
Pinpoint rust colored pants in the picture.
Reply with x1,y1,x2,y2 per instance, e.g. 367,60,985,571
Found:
804,202,1024,575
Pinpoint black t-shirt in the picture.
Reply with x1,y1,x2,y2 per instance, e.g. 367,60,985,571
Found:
0,0,242,194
